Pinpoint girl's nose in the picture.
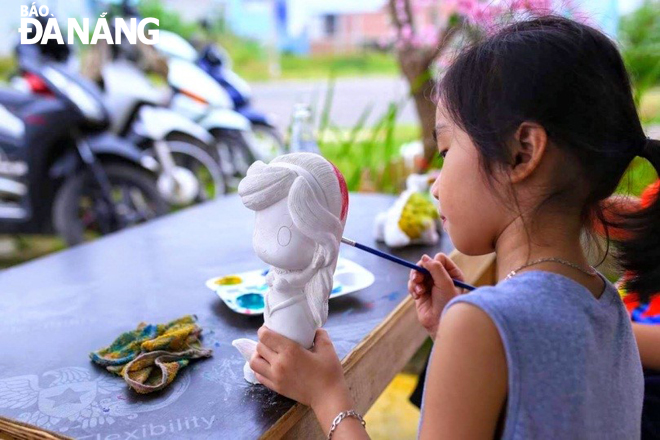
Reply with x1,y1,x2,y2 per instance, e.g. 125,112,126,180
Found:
430,174,440,200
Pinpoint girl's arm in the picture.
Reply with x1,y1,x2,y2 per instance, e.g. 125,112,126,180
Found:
633,323,660,370
420,302,507,439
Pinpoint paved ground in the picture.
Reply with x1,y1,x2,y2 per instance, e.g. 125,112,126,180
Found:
250,76,418,131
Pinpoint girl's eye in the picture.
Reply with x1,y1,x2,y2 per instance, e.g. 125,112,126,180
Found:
440,149,448,158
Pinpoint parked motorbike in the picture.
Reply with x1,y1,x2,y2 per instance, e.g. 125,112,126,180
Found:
15,26,226,205
197,44,285,158
0,59,167,246
155,30,280,181
101,59,226,202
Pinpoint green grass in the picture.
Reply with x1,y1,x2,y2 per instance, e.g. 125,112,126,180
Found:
213,36,398,81
275,52,398,81
321,124,421,194
0,235,65,269
213,31,399,81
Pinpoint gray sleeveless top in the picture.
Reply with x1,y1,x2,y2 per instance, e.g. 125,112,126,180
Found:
423,271,644,439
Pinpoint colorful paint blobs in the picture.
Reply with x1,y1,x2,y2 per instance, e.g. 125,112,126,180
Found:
216,275,243,286
236,293,265,310
206,258,375,316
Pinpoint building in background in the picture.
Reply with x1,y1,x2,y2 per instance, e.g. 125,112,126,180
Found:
307,3,390,55
218,0,393,55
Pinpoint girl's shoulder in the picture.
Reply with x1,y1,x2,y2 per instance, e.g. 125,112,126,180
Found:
444,270,620,325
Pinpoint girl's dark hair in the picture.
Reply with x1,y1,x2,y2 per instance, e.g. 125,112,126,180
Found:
438,15,660,302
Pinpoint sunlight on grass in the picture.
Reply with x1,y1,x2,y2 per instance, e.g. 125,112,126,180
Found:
321,125,420,194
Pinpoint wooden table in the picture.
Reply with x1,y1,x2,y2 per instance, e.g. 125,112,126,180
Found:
0,194,495,440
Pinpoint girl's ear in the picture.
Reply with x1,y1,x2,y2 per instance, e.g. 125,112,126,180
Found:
509,122,548,184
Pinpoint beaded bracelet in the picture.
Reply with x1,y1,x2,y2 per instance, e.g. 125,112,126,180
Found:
327,410,366,439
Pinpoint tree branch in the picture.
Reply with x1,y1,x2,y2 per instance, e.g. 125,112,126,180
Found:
388,0,415,33
388,0,403,31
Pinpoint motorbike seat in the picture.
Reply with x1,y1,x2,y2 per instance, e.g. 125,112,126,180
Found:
0,89,42,114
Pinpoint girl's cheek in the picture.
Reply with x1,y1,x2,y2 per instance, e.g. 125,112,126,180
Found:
437,155,460,208
437,151,484,246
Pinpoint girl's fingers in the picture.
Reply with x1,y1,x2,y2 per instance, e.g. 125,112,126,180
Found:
258,326,296,353
433,253,466,281
255,372,277,392
410,269,423,282
249,353,272,380
256,341,276,364
414,259,427,286
312,328,333,352
408,279,426,299
421,255,455,292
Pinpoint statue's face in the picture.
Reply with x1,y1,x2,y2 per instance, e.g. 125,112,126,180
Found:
252,197,316,271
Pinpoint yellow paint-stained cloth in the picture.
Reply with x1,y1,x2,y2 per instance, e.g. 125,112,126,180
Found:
90,315,212,394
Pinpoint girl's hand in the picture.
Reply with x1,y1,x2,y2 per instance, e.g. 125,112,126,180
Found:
251,327,369,438
250,326,350,410
408,253,466,339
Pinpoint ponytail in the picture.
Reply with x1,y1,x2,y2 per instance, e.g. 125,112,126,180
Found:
618,138,660,303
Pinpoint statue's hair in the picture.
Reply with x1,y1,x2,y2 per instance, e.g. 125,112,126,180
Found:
238,153,347,327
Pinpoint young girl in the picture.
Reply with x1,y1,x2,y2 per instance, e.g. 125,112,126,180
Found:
248,16,660,439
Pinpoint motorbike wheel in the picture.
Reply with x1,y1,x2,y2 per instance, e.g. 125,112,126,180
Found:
252,123,286,159
167,140,227,203
165,132,227,198
211,129,256,181
53,163,168,246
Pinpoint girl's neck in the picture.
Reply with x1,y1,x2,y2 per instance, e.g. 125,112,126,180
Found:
493,213,603,297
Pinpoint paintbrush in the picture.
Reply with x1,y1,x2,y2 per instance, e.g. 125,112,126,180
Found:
341,237,476,291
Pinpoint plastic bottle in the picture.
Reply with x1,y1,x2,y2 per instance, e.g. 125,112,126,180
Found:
289,103,320,154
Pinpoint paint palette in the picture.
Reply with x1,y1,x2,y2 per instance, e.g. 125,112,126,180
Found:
206,258,375,315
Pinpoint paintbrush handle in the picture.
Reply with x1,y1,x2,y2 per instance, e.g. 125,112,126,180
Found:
353,241,431,275
341,237,476,291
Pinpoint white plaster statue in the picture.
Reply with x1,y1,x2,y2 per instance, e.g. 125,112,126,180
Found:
232,152,349,384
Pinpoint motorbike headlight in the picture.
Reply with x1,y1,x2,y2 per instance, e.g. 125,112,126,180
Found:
43,67,106,123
